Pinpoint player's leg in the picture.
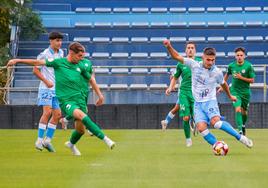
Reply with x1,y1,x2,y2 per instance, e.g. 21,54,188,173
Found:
65,120,85,156
161,100,180,130
194,102,217,146
233,95,243,134
241,97,250,135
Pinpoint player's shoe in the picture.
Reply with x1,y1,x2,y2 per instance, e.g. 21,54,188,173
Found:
65,141,81,156
59,118,68,130
35,140,43,151
186,138,192,147
190,119,198,136
239,135,253,148
87,130,94,136
103,136,116,149
42,139,56,152
242,125,246,136
161,120,168,131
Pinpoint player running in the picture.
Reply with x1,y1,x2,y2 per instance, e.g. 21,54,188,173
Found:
34,31,64,152
163,39,253,150
164,42,201,147
7,42,115,156
218,47,255,135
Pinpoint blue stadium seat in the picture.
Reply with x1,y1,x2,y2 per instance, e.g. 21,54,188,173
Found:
130,53,149,59
225,7,243,12
206,7,224,12
113,8,130,13
169,22,187,28
111,53,129,59
169,7,186,13
149,84,168,90
150,68,168,74
131,37,148,43
188,22,206,28
207,37,225,42
131,22,150,28
132,7,149,13
75,22,92,27
188,7,205,13
244,7,262,12
129,84,148,90
75,7,93,13
94,68,110,74
94,22,112,28
110,84,128,90
207,22,225,27
92,37,110,43
245,36,264,42
226,36,244,42
94,7,112,13
113,22,130,28
245,21,263,27
130,68,148,74
226,21,244,27
170,37,187,43
150,8,168,13
188,37,206,42
91,52,109,59
111,68,129,74
73,37,91,42
150,52,167,59
111,37,129,43
150,22,169,28
150,37,167,43
247,51,265,57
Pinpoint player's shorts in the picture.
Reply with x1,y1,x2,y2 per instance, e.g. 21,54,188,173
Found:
60,97,88,119
176,90,180,104
231,90,250,110
179,90,194,117
194,99,221,124
37,89,60,109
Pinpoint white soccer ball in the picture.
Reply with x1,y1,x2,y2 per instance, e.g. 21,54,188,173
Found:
212,141,229,156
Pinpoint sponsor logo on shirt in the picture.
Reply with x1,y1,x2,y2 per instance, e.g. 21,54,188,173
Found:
76,68,81,72
242,69,245,73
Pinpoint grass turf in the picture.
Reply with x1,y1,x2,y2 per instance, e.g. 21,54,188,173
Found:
0,129,267,188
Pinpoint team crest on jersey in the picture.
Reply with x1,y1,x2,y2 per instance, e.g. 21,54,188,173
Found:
242,69,245,73
85,63,88,67
183,67,186,69
76,67,81,72
47,58,54,62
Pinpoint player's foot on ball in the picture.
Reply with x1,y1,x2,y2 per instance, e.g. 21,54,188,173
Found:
161,120,168,131
239,135,253,148
186,138,192,147
42,139,56,152
65,141,81,156
35,140,43,151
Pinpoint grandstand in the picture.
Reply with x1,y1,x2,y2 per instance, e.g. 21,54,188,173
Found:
8,0,268,104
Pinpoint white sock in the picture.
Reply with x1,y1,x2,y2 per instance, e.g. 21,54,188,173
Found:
168,112,175,119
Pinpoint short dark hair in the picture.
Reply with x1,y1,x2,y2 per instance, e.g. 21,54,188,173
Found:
49,31,63,40
185,41,196,48
69,42,85,53
234,47,246,54
203,47,216,56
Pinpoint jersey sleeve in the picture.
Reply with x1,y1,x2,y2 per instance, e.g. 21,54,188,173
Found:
37,52,46,60
248,64,255,78
216,70,225,85
45,58,60,68
183,57,196,69
227,64,232,75
173,63,182,79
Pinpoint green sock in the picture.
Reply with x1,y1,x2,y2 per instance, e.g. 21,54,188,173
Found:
70,130,84,145
242,114,248,125
235,112,243,132
82,116,105,140
183,120,191,139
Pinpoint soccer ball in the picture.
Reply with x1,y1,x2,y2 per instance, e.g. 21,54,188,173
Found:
212,141,229,156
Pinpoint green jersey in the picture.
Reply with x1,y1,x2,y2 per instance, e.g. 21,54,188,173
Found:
174,57,202,92
80,59,93,99
227,60,255,95
45,57,91,103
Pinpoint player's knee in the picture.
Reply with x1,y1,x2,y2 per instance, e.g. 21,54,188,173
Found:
183,116,190,121
235,107,241,113
42,109,52,119
210,116,220,127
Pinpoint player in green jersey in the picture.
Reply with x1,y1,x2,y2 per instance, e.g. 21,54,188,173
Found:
219,47,255,135
7,42,115,155
164,42,201,147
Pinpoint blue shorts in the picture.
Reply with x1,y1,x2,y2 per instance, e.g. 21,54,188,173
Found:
194,100,221,124
176,97,180,104
37,89,60,109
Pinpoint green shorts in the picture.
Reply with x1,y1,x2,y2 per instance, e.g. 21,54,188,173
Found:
179,90,194,117
60,97,88,119
231,90,250,110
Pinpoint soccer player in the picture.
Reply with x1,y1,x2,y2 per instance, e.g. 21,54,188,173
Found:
164,42,201,147
34,31,64,152
161,42,202,132
219,47,255,135
7,42,115,156
163,39,253,150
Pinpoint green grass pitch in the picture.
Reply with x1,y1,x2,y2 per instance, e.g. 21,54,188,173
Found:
0,129,268,188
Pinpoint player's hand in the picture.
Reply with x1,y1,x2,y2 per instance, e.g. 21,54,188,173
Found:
165,87,172,96
234,73,242,79
7,59,18,67
217,87,223,94
163,39,171,47
229,95,237,102
96,95,104,106
45,80,54,88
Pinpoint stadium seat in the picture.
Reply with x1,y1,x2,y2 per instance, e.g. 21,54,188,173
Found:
111,53,129,59
113,22,130,28
207,37,225,42
245,36,264,42
226,21,244,27
150,68,168,74
98,84,109,90
149,53,168,59
188,37,206,42
94,68,110,74
150,22,169,28
188,22,206,27
131,37,148,43
92,37,110,43
130,53,149,59
206,7,224,12
244,7,262,12
266,36,268,41
129,84,148,90
75,7,93,13
169,37,187,42
169,7,186,13
247,51,265,57
91,52,110,59
264,7,268,12
195,52,203,57
110,84,128,90
111,37,129,43
251,83,265,88
245,21,263,27
73,37,91,42
113,8,130,13
227,52,236,57
216,52,226,57
169,22,187,28
150,8,168,13
132,7,149,13
150,37,167,43
94,22,112,28
111,68,129,74
94,8,112,13
149,84,168,90
131,22,150,28
188,7,205,13
225,7,243,12
75,22,92,27
130,68,148,74
226,36,244,42
207,22,225,27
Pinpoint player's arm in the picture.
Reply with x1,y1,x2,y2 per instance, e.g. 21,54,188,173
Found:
220,81,236,102
166,76,178,96
33,67,53,88
7,59,45,67
233,73,254,83
89,75,104,106
163,39,184,63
